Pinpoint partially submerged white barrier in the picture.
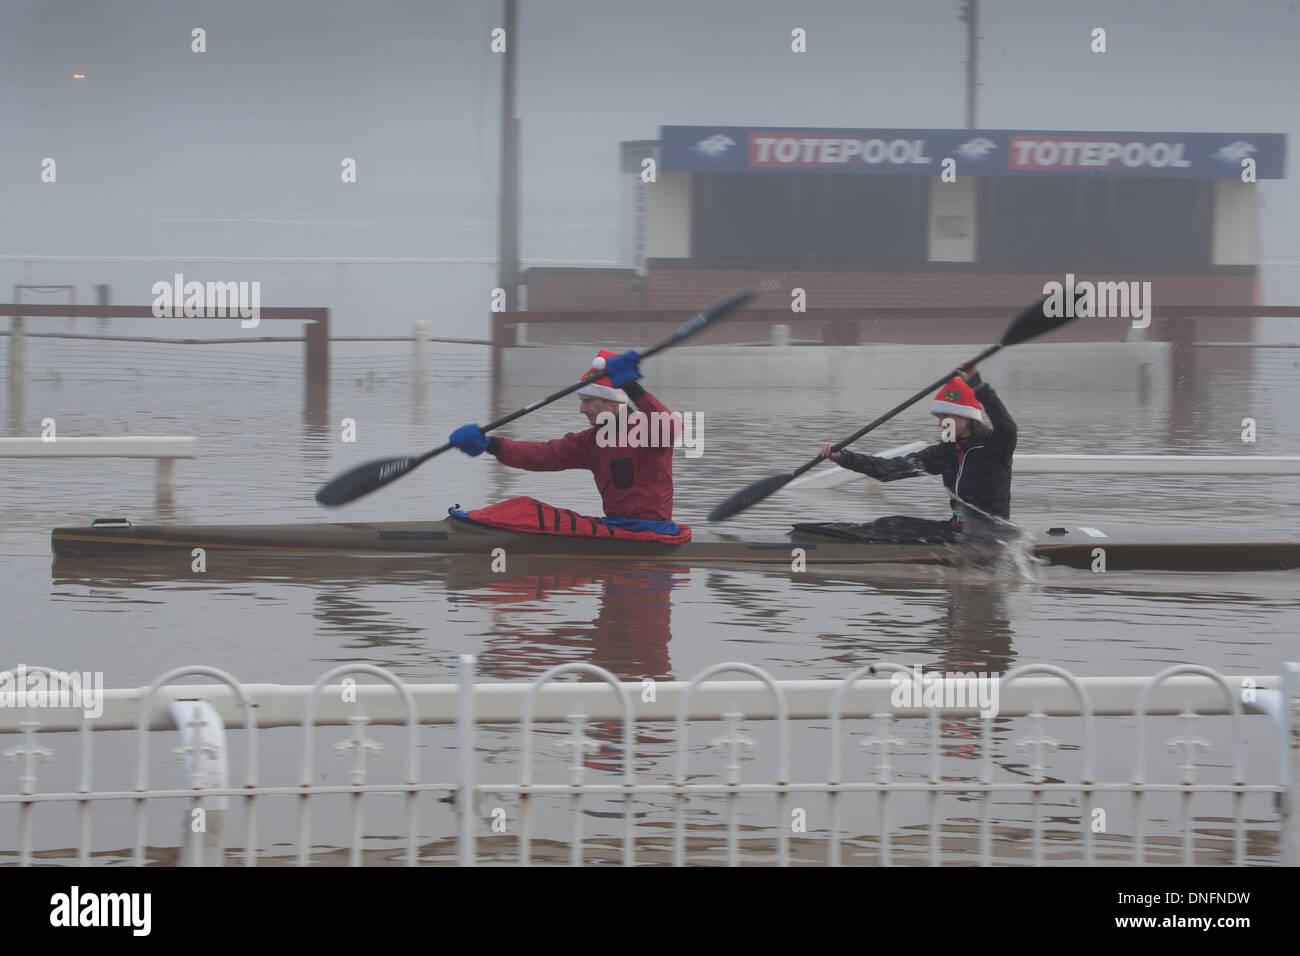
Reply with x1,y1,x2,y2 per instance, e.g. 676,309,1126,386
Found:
800,452,1300,490
0,436,196,506
1014,455,1300,475
0,657,1295,867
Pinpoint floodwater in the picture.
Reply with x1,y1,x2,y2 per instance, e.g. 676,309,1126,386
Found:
2,338,1298,864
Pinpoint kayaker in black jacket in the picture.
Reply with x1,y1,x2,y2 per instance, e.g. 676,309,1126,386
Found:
803,364,1017,543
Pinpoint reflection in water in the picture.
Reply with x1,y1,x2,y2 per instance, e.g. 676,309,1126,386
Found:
312,589,427,645
299,421,335,472
453,560,685,681
53,553,688,781
53,553,452,661
932,577,1018,766
790,565,1022,674
937,578,1015,674
792,565,1023,768
445,559,686,780
51,554,687,680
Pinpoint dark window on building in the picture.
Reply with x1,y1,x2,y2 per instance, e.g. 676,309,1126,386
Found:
691,173,927,264
977,178,1212,270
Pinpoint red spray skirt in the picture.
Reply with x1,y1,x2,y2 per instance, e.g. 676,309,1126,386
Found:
448,497,691,543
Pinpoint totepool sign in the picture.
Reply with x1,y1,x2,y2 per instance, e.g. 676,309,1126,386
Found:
660,126,1286,178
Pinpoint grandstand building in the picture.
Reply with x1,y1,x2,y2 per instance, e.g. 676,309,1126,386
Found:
521,126,1286,347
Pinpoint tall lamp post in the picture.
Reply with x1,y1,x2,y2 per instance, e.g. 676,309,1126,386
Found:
960,0,978,128
498,0,520,311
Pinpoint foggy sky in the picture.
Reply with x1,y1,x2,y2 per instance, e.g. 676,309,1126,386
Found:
2,0,1297,335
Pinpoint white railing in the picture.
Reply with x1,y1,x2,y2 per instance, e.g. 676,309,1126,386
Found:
1013,455,1300,475
0,436,195,507
798,452,1300,490
0,658,1294,867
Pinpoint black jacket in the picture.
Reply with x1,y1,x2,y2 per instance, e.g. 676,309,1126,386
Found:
835,374,1017,525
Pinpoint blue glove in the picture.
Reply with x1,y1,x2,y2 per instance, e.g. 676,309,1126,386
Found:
604,350,642,388
449,424,489,457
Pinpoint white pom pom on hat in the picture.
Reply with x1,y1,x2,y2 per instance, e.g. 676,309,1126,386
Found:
577,349,629,404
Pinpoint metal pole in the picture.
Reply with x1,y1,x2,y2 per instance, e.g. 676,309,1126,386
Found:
962,0,978,128
497,0,520,312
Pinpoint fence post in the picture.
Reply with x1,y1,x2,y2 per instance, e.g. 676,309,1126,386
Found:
412,320,430,408
458,654,476,866
7,314,23,432
167,699,229,867
156,458,176,510
1286,662,1300,867
304,309,329,427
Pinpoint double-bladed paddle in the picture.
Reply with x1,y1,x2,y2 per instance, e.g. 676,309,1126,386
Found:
315,287,758,506
707,295,1078,522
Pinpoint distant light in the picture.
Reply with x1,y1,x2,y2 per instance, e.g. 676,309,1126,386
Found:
73,74,85,79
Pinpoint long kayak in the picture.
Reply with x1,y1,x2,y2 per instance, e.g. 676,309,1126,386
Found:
50,518,1300,572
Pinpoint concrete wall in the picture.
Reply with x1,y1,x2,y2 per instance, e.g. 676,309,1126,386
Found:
503,341,1170,392
524,269,1258,343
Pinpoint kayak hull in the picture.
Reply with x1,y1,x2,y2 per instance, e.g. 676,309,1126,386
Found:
51,518,986,563
49,519,1300,572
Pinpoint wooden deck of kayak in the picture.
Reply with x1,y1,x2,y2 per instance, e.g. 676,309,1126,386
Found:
49,519,1300,572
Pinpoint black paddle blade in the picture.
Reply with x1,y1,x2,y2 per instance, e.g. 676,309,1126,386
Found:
999,293,1081,348
687,287,758,335
315,456,418,507
647,287,759,357
708,473,793,523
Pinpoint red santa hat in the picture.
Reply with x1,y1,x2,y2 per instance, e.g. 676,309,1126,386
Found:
930,377,985,423
577,349,630,403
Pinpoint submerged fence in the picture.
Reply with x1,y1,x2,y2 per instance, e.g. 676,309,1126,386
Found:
1,658,1295,867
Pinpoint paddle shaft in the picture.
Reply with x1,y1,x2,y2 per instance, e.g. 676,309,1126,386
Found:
787,342,1003,481
414,373,601,465
314,287,759,505
706,295,1072,522
413,291,751,466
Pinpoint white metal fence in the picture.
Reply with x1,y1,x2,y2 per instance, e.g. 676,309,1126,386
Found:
1,658,1295,867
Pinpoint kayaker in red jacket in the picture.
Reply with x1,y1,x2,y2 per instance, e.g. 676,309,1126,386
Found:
448,350,681,534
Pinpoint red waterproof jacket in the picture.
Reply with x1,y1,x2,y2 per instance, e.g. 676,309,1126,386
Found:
485,383,678,521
